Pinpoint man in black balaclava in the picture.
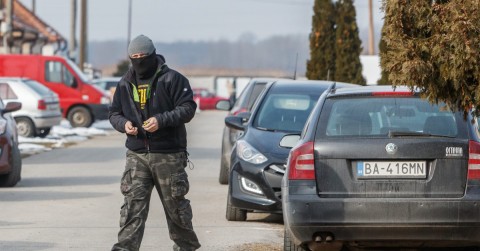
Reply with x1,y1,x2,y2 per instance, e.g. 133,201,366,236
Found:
109,35,201,251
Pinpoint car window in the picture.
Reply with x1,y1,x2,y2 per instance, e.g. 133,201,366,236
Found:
45,61,75,87
254,93,317,132
0,83,18,100
23,80,53,96
321,97,460,137
246,83,267,110
106,81,118,89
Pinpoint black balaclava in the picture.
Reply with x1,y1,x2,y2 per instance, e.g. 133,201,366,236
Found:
128,35,158,79
130,51,158,79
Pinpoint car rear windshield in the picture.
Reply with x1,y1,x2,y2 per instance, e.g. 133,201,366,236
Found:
317,96,468,138
24,80,54,96
254,92,321,133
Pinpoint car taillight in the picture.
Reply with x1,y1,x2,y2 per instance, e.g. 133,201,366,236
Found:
38,100,46,110
468,140,480,180
288,141,315,180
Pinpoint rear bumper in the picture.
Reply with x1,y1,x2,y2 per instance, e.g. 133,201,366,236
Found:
87,104,109,120
33,114,62,128
283,185,480,246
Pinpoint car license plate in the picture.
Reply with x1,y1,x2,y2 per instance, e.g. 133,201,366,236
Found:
357,161,427,179
48,104,59,111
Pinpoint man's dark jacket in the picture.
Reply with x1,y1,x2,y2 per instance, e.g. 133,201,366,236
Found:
109,55,197,153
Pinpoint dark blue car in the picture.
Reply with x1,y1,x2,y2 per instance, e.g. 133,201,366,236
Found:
223,80,356,221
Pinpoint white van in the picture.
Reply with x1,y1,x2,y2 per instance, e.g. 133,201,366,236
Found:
0,78,62,137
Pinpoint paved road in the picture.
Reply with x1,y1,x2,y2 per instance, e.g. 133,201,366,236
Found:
0,110,283,251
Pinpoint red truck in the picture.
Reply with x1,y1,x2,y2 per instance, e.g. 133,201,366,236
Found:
0,54,110,127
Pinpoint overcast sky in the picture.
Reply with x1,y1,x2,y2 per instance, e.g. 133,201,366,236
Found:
19,0,384,43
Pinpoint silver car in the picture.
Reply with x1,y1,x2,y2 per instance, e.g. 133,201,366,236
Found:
0,78,62,137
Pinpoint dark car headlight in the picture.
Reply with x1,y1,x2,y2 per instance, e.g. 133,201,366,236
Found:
236,140,268,164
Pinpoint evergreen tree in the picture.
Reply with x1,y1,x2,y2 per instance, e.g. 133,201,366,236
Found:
113,59,130,77
377,26,389,85
334,0,365,85
381,0,480,116
306,0,336,80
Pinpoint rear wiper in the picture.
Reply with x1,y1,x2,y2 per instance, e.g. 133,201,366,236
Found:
388,131,454,138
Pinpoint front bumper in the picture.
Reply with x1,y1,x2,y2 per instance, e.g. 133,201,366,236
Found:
283,181,480,247
87,104,109,120
229,160,284,213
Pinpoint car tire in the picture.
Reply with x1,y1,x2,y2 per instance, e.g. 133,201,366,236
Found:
0,143,22,187
36,128,51,138
226,195,247,221
15,117,35,138
218,153,229,185
284,229,306,251
68,106,93,128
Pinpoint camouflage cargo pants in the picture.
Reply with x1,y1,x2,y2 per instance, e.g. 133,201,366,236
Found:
111,150,201,251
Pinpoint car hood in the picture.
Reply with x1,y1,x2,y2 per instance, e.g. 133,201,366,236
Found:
244,127,295,158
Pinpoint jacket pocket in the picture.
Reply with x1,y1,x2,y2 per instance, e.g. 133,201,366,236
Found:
171,171,189,198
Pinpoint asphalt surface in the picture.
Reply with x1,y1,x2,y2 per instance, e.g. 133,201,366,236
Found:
0,110,283,251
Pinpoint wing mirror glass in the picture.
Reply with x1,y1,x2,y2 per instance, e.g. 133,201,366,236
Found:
279,134,301,148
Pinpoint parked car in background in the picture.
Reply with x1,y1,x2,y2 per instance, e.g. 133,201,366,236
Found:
216,78,278,184
222,80,357,221
92,77,120,99
0,54,110,127
282,85,480,250
193,88,228,110
0,100,22,187
0,78,62,138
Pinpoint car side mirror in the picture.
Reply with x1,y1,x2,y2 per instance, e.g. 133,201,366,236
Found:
279,134,301,148
225,112,251,131
216,100,231,111
2,102,22,115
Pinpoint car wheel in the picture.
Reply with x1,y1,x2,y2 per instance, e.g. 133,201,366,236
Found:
284,229,307,251
36,128,51,138
0,143,22,187
15,117,35,137
218,152,229,185
68,106,92,128
226,195,247,221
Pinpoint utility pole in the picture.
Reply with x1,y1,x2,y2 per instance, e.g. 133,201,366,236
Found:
70,0,77,60
3,0,13,53
127,0,132,51
31,0,35,14
79,0,87,71
368,0,375,55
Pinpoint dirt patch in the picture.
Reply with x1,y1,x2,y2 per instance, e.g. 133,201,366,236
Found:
231,242,282,251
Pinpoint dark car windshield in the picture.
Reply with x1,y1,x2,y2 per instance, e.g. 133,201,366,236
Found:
319,96,464,138
254,92,321,132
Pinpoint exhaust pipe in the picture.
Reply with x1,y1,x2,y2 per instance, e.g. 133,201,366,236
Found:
308,232,342,251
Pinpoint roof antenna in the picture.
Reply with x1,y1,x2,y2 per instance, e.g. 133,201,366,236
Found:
327,69,331,81
293,52,298,80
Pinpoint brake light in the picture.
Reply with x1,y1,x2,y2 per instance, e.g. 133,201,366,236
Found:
288,141,315,180
468,140,480,180
37,100,46,110
372,91,413,96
